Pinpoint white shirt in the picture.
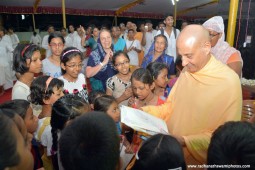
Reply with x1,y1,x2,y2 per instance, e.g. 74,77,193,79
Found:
9,34,19,49
30,34,42,47
73,34,86,52
64,35,72,48
156,28,180,61
68,31,78,46
144,30,157,55
42,34,51,58
126,39,141,66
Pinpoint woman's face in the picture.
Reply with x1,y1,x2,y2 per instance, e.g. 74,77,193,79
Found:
107,101,120,123
12,115,34,170
24,106,39,134
49,37,65,56
93,28,99,37
154,68,168,88
100,31,112,49
132,79,153,100
208,29,221,47
114,54,130,75
154,36,166,54
27,50,42,74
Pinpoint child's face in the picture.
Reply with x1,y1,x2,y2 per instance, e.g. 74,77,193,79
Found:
45,86,64,105
49,37,64,56
62,55,83,79
114,54,130,75
27,50,42,74
24,106,38,134
154,68,168,88
132,79,153,100
107,102,120,123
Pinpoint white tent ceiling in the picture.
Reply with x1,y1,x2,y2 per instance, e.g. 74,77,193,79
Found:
0,0,232,19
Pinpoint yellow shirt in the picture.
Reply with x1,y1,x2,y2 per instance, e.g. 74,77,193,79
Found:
142,55,242,164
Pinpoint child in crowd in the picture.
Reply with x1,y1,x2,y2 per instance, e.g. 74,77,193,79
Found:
106,51,132,106
42,33,64,78
131,134,186,170
59,47,89,102
146,62,170,98
0,108,34,170
59,112,120,170
0,99,43,170
51,94,90,170
29,75,64,170
129,68,165,108
88,90,105,110
12,43,42,100
168,56,183,90
94,95,132,153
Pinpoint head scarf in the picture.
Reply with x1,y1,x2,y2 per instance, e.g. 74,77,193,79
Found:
203,16,240,64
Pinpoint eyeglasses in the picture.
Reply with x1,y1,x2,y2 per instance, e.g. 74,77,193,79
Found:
66,63,84,68
209,33,220,38
50,43,64,48
115,61,129,67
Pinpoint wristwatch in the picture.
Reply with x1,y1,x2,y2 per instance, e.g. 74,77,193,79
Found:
99,62,104,67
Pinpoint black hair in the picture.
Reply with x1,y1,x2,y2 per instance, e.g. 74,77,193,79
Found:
48,32,65,44
158,22,165,27
29,75,64,105
145,20,152,24
60,27,66,32
131,68,153,85
154,34,168,48
132,134,186,170
13,43,40,74
207,121,255,168
59,111,120,170
146,62,168,80
94,95,117,113
60,47,84,74
33,31,37,36
0,113,20,170
47,25,54,31
0,99,30,119
88,90,105,104
164,14,174,20
112,51,130,66
51,94,90,152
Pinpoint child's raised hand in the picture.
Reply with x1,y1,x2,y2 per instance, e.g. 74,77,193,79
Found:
123,87,133,99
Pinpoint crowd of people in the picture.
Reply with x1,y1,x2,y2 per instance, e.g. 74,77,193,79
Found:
0,15,254,170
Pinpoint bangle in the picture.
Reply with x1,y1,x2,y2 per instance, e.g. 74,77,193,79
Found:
99,62,104,67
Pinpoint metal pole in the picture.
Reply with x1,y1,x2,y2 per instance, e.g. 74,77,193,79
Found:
226,0,239,46
32,14,36,30
62,0,66,28
174,0,177,27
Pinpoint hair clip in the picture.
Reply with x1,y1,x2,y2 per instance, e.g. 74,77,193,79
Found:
45,76,53,93
21,45,30,58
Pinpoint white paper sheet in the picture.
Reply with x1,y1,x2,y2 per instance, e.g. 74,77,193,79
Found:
120,105,169,135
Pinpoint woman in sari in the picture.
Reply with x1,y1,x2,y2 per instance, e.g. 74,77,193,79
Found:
141,34,175,78
86,29,117,91
203,16,242,78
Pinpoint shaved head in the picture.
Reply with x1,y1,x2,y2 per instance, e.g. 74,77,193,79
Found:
177,25,211,73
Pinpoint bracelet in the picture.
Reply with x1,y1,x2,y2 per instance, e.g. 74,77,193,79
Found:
99,62,104,67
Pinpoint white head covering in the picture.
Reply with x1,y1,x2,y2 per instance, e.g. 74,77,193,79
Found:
203,16,241,64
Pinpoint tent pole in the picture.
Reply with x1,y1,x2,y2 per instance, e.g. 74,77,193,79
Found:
226,0,239,47
32,14,36,31
115,16,117,26
62,0,66,28
174,0,177,27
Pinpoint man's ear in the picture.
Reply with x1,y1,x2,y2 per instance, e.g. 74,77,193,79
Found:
203,41,211,55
